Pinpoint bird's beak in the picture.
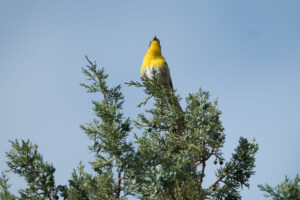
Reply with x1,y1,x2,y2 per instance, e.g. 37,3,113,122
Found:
152,36,160,43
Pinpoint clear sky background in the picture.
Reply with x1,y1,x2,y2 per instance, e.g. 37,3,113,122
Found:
1,1,300,199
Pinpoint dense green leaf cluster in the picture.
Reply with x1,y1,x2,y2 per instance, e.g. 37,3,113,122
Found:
259,174,300,200
2,57,259,199
128,72,258,200
6,139,66,199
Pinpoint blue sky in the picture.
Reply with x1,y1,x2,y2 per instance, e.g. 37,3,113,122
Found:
0,1,300,199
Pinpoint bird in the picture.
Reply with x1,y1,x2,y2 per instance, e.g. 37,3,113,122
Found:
140,37,184,131
140,36,173,90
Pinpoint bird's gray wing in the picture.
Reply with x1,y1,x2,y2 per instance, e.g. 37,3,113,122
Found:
165,62,173,90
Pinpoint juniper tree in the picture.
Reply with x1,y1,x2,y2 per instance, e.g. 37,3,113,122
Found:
258,174,300,200
3,57,258,199
3,57,135,200
128,72,258,200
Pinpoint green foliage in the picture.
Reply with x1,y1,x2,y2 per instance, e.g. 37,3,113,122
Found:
5,139,66,199
3,57,259,199
0,172,16,200
77,56,135,199
67,162,117,200
208,138,258,199
258,174,300,200
128,74,258,200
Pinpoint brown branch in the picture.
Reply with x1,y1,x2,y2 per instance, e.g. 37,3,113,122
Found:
158,125,183,136
208,160,241,190
208,174,226,190
205,147,215,161
196,147,215,166
157,125,171,130
169,190,176,200
116,170,122,198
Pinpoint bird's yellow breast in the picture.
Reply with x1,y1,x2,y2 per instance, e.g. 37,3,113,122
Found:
140,41,167,76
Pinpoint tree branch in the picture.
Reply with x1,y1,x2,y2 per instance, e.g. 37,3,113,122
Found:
169,190,176,200
116,170,122,198
208,174,226,190
208,161,239,190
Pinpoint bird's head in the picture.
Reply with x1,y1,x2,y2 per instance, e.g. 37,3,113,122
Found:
148,36,161,55
149,36,160,47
